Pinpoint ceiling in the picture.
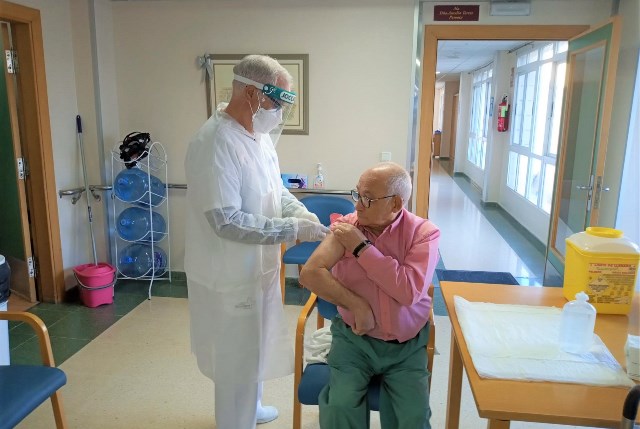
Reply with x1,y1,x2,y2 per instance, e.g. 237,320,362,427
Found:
435,40,528,81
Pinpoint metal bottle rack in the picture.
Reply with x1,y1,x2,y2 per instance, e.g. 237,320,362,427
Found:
111,141,171,299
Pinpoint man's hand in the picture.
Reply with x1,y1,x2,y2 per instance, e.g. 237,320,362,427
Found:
331,223,367,254
351,299,375,335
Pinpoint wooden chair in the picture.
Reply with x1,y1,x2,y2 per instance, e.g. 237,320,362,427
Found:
292,285,436,429
0,311,68,429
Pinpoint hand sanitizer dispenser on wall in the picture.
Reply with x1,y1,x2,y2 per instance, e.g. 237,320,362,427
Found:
314,163,325,189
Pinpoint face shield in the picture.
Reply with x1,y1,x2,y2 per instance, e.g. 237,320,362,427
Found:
234,74,296,146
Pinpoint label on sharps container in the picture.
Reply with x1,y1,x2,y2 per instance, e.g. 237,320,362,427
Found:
587,262,638,304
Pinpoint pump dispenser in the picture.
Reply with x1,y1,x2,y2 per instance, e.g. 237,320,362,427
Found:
313,163,325,189
559,291,597,354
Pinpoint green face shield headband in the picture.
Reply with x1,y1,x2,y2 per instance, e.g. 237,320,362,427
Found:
234,74,296,106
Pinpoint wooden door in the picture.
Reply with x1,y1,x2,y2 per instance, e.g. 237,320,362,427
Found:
0,22,36,301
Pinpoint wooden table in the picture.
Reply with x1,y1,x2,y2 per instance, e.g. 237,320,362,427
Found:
440,281,639,429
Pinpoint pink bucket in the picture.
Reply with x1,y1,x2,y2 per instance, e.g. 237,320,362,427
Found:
73,263,116,308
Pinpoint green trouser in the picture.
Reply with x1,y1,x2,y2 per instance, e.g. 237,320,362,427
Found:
318,317,431,429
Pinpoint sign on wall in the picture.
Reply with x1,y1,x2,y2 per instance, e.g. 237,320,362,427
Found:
434,5,480,21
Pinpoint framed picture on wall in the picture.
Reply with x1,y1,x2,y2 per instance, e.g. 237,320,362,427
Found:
205,54,309,135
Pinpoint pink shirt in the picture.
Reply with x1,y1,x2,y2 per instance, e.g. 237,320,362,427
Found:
333,208,440,342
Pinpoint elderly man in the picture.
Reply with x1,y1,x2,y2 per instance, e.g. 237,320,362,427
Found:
299,162,440,429
184,55,329,429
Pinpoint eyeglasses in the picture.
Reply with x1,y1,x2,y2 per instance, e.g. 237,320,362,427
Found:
269,97,283,111
350,189,395,208
261,95,282,111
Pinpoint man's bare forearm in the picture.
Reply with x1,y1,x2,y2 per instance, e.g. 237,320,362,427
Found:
299,266,367,313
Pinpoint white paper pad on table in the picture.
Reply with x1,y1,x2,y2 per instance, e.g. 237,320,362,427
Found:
454,295,634,387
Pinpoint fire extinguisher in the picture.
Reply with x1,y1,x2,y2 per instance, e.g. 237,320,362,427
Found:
497,95,510,132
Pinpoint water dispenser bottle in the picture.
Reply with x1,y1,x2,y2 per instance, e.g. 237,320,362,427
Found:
117,207,166,242
114,167,166,207
118,243,167,278
559,291,596,354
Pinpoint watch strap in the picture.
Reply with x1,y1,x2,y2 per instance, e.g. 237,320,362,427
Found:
353,240,372,258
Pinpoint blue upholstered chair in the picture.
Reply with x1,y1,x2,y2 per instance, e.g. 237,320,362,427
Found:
280,196,355,303
293,285,436,429
0,311,68,429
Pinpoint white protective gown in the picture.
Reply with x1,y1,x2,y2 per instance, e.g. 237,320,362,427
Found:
184,104,309,385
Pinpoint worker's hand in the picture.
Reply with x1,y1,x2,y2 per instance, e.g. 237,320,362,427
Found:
331,223,368,254
351,301,375,336
296,211,321,223
296,219,330,242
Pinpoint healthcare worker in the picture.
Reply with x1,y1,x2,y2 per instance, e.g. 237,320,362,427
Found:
184,54,329,429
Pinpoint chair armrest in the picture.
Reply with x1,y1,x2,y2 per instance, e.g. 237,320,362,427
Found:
427,284,436,381
294,293,318,396
0,311,56,367
428,308,436,351
427,307,436,376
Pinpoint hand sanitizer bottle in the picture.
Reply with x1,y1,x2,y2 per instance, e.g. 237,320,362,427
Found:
559,291,596,354
313,163,325,189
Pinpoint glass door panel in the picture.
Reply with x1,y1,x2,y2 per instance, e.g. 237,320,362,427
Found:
545,20,620,285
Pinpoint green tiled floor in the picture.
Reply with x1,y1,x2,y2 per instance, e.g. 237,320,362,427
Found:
8,273,188,366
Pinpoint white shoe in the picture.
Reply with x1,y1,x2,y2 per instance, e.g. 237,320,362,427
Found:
256,405,278,424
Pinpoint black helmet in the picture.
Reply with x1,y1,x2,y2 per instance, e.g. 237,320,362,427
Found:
119,131,151,169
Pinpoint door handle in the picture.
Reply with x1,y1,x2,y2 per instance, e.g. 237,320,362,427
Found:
593,176,610,209
576,185,592,190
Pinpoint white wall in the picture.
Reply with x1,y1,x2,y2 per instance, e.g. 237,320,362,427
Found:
601,0,640,228
615,53,640,291
463,48,551,243
433,84,444,132
109,0,415,270
453,72,471,174
491,49,554,243
440,80,459,158
484,51,511,204
67,0,120,277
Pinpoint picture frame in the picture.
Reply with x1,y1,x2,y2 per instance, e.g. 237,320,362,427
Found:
205,54,309,135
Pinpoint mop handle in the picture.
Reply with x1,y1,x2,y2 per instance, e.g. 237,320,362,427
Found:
76,115,98,265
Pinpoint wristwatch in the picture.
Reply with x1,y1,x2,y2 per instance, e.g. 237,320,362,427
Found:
353,240,372,258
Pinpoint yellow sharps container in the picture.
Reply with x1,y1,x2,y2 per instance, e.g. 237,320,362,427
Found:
564,227,640,315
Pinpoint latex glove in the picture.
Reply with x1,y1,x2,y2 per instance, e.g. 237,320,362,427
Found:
296,219,330,242
297,211,321,223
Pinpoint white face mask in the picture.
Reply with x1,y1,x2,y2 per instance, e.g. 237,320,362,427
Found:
253,107,283,134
